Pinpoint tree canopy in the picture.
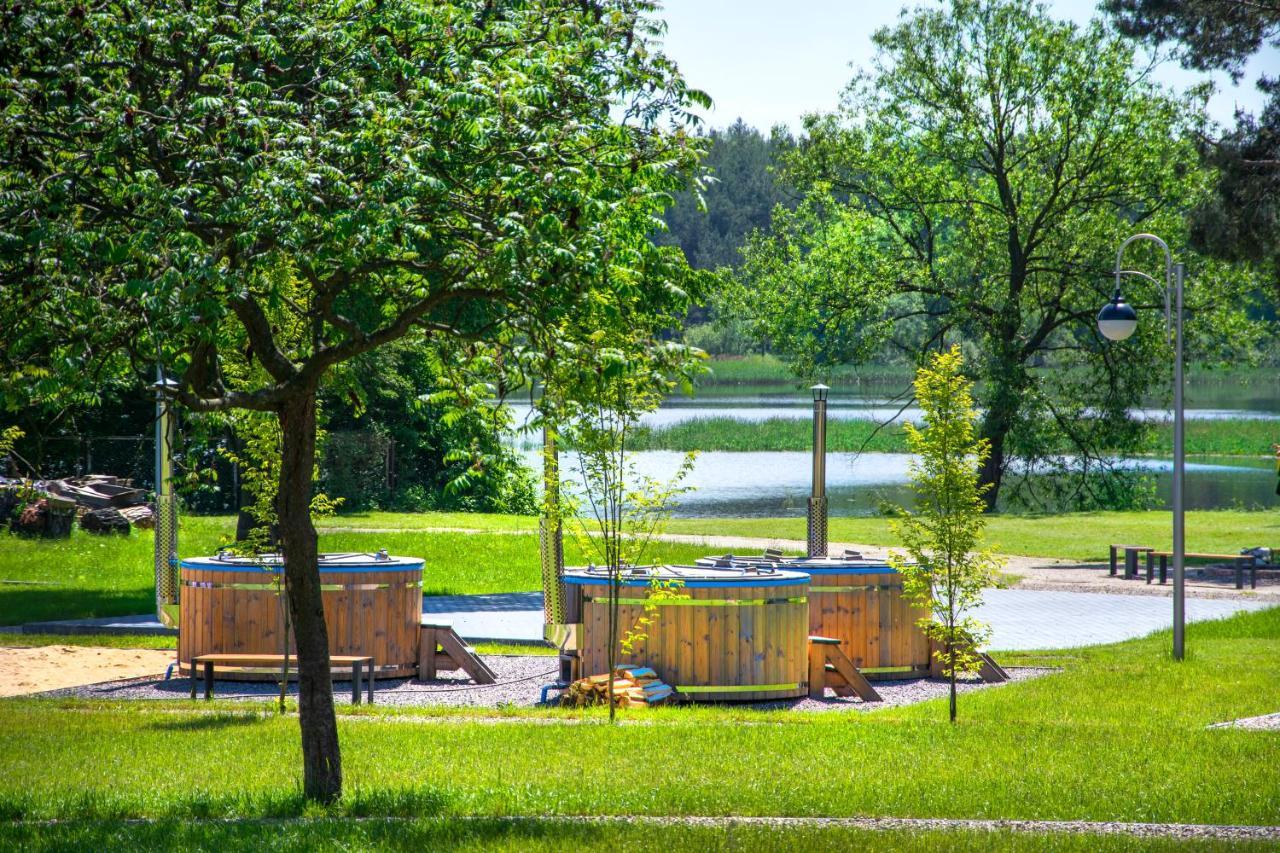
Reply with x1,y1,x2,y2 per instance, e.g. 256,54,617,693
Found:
733,0,1255,510
1105,0,1280,295
0,0,707,801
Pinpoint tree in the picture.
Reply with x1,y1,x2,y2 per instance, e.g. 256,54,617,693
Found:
659,119,796,272
735,0,1250,510
889,347,1002,722
1104,0,1280,295
560,343,696,721
0,0,706,801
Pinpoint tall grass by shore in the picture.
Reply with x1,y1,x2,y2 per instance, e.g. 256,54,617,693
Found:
628,416,1280,457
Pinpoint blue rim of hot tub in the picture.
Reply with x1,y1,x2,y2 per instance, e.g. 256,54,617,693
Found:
562,565,810,588
180,552,424,573
695,556,901,575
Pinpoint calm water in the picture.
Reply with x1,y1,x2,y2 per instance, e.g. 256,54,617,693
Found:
533,449,1280,518
511,374,1280,517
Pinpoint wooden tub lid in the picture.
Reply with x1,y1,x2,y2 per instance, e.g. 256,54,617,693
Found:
694,553,903,575
180,552,424,572
562,564,810,588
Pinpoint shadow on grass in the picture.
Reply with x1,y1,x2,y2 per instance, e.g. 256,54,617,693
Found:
145,713,269,732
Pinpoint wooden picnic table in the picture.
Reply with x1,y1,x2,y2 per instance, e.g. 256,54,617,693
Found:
190,653,375,703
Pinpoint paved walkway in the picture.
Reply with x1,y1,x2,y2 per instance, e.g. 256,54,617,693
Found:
422,588,1272,650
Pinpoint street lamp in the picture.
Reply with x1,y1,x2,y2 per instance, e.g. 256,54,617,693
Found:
1095,233,1187,660
808,383,830,558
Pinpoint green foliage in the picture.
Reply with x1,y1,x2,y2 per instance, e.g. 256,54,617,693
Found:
889,348,1003,720
320,342,536,515
658,119,796,272
560,346,696,717
733,0,1260,510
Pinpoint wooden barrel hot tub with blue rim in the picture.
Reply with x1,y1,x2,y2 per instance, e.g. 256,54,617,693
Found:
697,554,931,677
178,552,424,679
562,564,810,701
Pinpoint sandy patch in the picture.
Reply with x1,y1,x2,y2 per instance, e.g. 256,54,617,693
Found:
0,645,176,697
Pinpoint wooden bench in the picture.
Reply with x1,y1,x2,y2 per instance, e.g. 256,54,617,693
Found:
1145,551,1263,589
190,654,375,703
1109,544,1154,579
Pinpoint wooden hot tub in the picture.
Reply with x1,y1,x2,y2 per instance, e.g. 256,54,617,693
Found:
698,554,931,677
562,564,810,701
178,552,424,679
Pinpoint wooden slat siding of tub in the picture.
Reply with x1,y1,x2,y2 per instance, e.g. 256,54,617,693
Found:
574,578,807,701
180,564,420,679
807,569,931,676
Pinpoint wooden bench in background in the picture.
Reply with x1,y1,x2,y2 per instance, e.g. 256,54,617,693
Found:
1145,551,1261,589
190,653,375,703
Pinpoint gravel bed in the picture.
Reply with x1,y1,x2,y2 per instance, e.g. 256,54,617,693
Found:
1208,711,1280,731
40,657,1052,711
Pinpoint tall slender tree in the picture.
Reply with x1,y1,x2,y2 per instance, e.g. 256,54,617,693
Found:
0,0,706,801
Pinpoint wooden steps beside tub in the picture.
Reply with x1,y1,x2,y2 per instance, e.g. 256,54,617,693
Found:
808,635,881,702
418,620,497,684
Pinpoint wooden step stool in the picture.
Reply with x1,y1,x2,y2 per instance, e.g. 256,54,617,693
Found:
808,636,881,701
929,646,1009,683
419,619,497,684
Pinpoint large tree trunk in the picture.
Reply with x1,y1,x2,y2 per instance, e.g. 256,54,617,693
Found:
976,369,1023,512
277,390,342,803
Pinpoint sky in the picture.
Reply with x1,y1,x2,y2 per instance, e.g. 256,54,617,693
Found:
658,0,1279,132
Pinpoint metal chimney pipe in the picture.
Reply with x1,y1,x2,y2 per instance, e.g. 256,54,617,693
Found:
807,383,830,558
539,425,566,628
152,368,180,626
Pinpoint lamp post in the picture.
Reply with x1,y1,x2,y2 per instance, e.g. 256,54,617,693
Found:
808,383,830,558
1095,233,1187,660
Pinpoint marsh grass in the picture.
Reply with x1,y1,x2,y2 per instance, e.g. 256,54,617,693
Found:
627,416,1280,457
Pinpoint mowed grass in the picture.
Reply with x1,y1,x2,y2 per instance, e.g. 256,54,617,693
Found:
662,510,1280,563
314,508,1280,564
0,608,1277,826
0,516,709,625
1,818,1268,851
627,415,1280,457
2,508,1277,625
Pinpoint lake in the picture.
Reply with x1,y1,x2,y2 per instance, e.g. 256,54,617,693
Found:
509,373,1279,517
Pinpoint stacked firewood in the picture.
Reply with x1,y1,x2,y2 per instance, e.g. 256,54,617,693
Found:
561,666,675,708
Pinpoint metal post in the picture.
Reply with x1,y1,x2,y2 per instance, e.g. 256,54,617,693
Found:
1172,262,1185,660
153,369,179,626
807,384,829,558
540,425,567,636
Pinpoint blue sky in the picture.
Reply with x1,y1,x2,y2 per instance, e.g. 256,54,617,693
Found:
659,0,1279,131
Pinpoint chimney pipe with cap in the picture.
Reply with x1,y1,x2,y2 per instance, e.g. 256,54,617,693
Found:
808,383,829,558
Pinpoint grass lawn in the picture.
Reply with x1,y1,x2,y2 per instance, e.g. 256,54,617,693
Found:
0,517,708,626
2,508,1277,626
0,607,1276,832
316,508,1280,564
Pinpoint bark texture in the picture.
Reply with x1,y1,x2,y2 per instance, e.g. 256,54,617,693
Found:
277,390,342,802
